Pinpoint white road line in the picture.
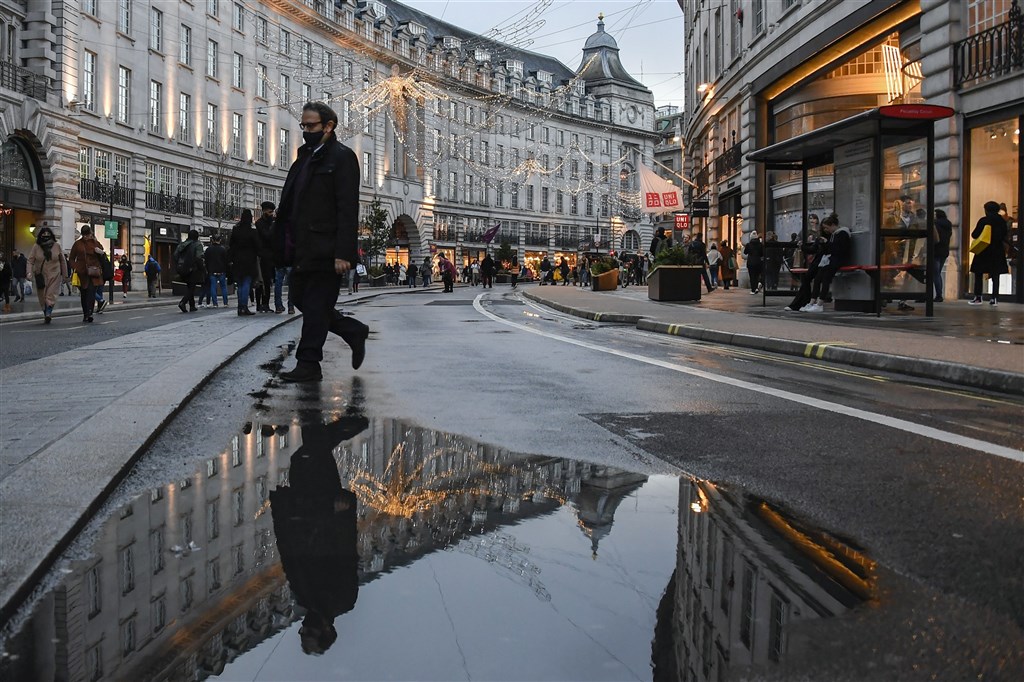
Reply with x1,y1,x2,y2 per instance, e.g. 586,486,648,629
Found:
474,294,1024,464
128,316,144,320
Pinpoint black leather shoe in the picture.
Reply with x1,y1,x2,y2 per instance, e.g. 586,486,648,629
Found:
178,302,187,313
279,362,322,382
343,322,370,370
238,307,256,316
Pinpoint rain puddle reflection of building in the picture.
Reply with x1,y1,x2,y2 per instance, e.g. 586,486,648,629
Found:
0,413,880,682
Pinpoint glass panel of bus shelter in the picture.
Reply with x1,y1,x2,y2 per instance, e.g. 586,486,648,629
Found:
880,137,929,298
765,166,834,291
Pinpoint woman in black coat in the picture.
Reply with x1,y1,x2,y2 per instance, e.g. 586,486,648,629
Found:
229,208,261,315
968,201,1009,306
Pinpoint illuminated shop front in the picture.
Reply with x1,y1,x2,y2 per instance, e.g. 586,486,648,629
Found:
0,138,45,256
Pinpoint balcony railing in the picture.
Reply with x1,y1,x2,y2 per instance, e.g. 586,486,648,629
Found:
553,235,577,248
0,60,49,100
145,191,195,216
694,163,711,196
715,144,742,180
78,177,135,209
202,200,240,221
524,234,549,246
954,1,1023,87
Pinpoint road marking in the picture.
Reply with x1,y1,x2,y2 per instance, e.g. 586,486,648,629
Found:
128,316,144,320
474,294,1024,464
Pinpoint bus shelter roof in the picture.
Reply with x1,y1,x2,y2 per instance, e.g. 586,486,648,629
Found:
746,104,954,169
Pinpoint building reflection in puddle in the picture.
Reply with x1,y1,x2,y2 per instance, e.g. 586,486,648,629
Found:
2,405,655,681
653,479,875,681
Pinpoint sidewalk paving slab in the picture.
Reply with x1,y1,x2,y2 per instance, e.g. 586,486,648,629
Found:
523,285,1024,396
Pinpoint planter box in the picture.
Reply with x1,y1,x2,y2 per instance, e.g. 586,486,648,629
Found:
495,273,513,284
647,266,703,301
591,268,619,291
369,274,388,287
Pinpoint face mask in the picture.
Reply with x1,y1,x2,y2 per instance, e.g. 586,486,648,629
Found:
303,131,323,146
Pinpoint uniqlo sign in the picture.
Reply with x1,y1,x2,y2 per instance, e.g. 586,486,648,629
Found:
662,192,679,207
675,214,690,230
645,192,662,207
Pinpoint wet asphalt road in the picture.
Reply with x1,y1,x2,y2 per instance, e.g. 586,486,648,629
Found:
2,284,1022,681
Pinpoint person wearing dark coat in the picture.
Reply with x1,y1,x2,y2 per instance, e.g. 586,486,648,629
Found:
203,235,229,306
932,209,953,302
968,201,1009,306
688,235,714,293
0,252,12,307
172,229,205,313
785,213,850,313
481,253,495,288
743,231,764,294
272,101,369,381
254,201,278,312
229,209,261,315
271,405,367,656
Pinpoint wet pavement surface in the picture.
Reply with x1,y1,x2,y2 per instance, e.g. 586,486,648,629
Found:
2,382,1022,681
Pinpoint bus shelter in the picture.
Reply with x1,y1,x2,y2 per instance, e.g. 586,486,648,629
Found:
748,104,955,317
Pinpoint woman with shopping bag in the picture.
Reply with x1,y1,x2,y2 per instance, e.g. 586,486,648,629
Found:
968,201,1009,306
26,226,68,323
69,224,105,322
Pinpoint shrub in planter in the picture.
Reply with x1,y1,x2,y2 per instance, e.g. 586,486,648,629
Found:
368,265,388,287
648,246,704,301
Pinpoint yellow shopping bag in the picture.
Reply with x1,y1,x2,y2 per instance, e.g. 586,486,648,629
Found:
969,224,991,254
71,271,81,288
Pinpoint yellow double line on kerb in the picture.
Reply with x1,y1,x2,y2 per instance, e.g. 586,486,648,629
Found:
804,341,857,359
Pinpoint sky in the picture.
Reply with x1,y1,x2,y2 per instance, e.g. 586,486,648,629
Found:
400,0,686,110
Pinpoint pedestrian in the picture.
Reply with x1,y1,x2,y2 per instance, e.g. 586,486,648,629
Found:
0,252,11,310
511,257,520,288
26,226,67,323
744,231,764,294
784,233,799,289
688,234,714,293
787,213,850,313
558,257,569,286
272,101,369,381
230,209,260,316
10,249,27,302
68,224,105,323
351,263,364,293
421,256,432,286
93,247,114,313
470,260,480,286
144,254,161,298
117,254,132,298
539,256,551,285
203,235,228,307
438,254,456,292
932,209,953,303
173,229,205,313
718,240,735,290
968,200,1009,306
706,242,722,289
255,201,278,312
482,253,495,288
649,227,672,260
407,261,418,288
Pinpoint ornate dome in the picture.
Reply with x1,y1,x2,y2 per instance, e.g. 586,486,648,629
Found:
584,15,619,51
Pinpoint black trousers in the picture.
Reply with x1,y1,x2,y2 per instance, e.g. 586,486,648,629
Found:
258,259,275,309
747,265,763,292
291,270,364,364
79,280,97,316
179,282,197,310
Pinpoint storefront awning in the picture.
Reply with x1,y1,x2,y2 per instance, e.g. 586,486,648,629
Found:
747,104,954,168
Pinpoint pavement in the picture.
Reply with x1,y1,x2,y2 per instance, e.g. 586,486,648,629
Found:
522,282,1024,395
0,282,433,624
1,278,1022,624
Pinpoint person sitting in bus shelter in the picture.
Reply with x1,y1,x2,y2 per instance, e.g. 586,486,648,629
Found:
784,213,850,313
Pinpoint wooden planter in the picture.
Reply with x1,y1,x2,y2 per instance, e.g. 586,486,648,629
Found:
591,268,620,291
647,265,703,301
369,274,388,287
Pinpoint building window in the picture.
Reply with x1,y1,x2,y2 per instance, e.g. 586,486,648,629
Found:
233,2,244,32
279,28,290,54
585,192,594,216
207,40,218,78
150,8,163,52
753,0,765,35
256,121,267,163
86,644,102,681
279,129,290,168
232,487,244,526
207,0,219,18
740,561,756,648
302,82,312,103
232,52,243,88
120,616,136,657
86,563,101,617
180,24,192,66
279,74,290,104
149,80,162,131
81,50,96,111
556,191,564,213
300,40,312,67
117,0,131,34
119,543,135,594
249,67,268,103
541,186,549,211
256,15,268,44
206,498,219,540
114,154,129,188
231,113,242,157
206,103,218,151
83,0,97,16
179,574,194,611
179,92,191,142
768,590,788,662
151,595,166,634
117,67,131,123
714,9,722,75
511,182,519,209
207,558,221,592
150,527,165,574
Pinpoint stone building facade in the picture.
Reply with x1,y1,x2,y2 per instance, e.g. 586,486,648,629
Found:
0,0,656,282
680,0,1022,299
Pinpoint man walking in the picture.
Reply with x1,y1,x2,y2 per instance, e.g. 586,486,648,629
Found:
744,230,764,294
273,101,369,382
255,201,278,312
10,249,27,301
204,235,229,307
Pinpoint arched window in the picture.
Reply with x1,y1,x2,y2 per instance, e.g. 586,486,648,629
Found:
0,139,40,191
622,230,640,251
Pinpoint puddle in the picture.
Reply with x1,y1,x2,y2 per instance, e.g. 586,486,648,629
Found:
1,411,1018,680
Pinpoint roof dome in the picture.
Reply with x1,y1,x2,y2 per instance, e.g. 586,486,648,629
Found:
584,15,618,51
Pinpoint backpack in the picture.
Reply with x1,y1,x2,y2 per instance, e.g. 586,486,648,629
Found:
145,258,160,275
175,241,196,276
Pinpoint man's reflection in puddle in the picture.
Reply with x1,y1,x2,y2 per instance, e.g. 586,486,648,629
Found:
270,379,368,655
